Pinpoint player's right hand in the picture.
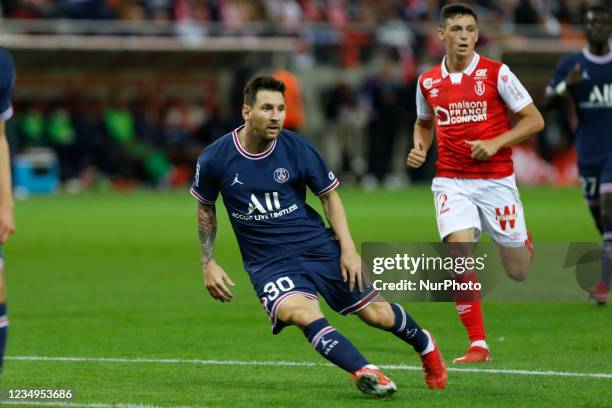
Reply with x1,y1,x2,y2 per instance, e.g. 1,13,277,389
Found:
340,247,364,293
406,143,427,168
203,261,236,302
566,62,582,86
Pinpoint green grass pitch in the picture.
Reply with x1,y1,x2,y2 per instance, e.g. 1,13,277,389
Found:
2,186,611,407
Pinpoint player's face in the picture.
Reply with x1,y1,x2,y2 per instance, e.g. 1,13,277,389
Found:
243,90,286,142
585,11,611,47
438,14,479,59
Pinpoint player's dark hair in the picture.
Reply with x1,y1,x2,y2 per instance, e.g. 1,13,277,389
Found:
585,4,610,18
440,3,478,26
243,76,286,106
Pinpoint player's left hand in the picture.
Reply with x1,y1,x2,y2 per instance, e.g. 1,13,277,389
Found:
340,249,364,292
465,139,500,161
0,203,15,244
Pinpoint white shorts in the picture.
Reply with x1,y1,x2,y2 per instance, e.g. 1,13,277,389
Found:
431,174,528,246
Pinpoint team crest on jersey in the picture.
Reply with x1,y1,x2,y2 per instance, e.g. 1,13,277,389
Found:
475,80,486,96
274,168,289,183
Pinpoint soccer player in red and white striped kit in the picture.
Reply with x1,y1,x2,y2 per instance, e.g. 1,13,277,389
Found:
407,3,545,363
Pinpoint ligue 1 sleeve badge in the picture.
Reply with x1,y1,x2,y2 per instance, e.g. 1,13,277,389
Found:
274,168,290,183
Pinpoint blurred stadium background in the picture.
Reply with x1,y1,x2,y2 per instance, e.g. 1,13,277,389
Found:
1,1,611,407
2,0,601,192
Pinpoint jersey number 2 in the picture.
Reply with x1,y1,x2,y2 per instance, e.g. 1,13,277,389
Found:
437,193,450,214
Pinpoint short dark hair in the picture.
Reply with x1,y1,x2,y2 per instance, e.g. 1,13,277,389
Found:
243,76,286,106
585,4,611,18
440,3,478,26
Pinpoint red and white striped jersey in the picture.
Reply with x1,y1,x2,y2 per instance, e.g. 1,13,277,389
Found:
417,53,533,179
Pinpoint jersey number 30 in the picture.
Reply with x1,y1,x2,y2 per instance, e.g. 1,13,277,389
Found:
263,277,296,301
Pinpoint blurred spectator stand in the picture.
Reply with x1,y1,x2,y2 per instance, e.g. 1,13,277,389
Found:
13,147,60,196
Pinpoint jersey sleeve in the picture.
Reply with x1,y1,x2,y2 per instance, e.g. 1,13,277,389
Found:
303,141,339,196
0,50,15,122
190,148,220,205
545,55,573,96
416,76,434,120
497,64,533,113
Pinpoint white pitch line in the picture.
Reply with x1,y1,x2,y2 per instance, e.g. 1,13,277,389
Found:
6,355,612,380
0,402,202,408
381,364,612,379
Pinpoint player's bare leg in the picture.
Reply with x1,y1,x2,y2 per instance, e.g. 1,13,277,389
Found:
445,229,491,363
276,295,325,329
445,229,475,243
357,302,447,389
277,295,396,397
356,301,394,329
495,245,532,282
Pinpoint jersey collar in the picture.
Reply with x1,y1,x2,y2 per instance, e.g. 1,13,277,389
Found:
581,46,612,64
441,52,480,78
232,125,278,160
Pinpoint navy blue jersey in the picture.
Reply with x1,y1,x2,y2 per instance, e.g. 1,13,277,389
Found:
0,49,15,122
547,48,612,166
190,126,339,274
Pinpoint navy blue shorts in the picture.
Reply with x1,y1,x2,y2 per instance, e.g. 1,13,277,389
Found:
579,162,612,204
250,240,379,334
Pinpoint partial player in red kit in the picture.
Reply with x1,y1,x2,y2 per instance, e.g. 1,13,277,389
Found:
406,3,544,363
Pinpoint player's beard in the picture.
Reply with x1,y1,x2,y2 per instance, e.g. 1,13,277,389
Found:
246,117,280,144
255,124,280,143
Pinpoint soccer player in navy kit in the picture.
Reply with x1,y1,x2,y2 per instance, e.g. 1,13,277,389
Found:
191,76,447,397
543,5,612,305
0,48,16,374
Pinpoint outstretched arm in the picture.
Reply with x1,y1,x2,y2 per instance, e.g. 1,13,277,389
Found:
0,122,14,244
319,190,363,292
197,201,234,302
